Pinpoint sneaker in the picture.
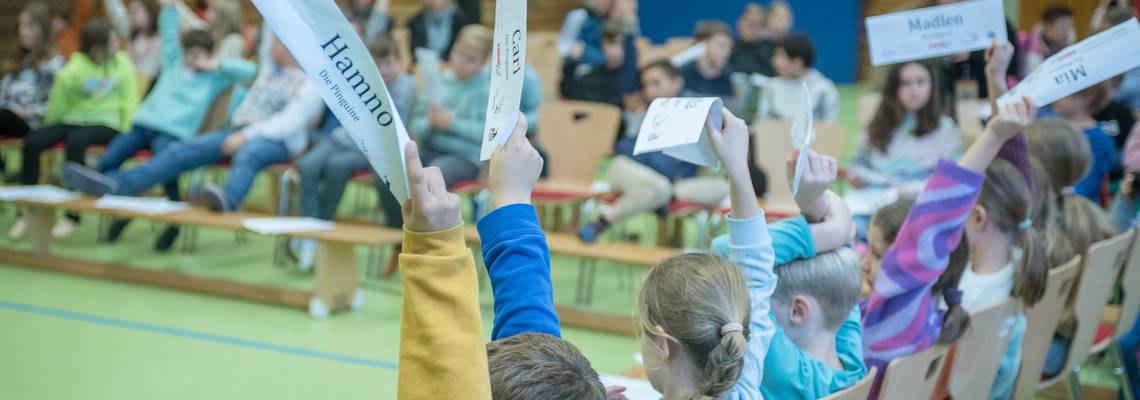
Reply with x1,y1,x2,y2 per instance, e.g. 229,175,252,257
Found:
153,226,180,252
104,218,132,243
7,216,28,240
51,218,76,238
198,183,232,213
297,238,317,272
63,162,117,196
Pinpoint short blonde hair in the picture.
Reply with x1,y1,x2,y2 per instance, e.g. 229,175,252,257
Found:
774,248,862,330
486,333,606,400
454,24,493,59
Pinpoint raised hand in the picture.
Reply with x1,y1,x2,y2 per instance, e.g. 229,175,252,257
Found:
984,40,1014,80
402,141,462,232
488,113,543,209
707,107,751,181
787,149,838,222
986,96,1037,143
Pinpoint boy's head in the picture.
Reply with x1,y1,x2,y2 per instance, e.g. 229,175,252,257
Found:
772,248,862,339
772,32,813,78
369,35,403,83
182,29,215,72
424,0,451,12
1041,5,1074,44
486,333,606,400
80,19,117,63
601,23,625,69
695,20,733,68
640,60,684,101
449,24,492,81
1051,83,1109,120
737,3,766,43
766,0,793,39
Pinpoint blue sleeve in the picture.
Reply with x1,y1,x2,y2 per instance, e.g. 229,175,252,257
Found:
712,215,816,265
1074,130,1117,200
477,204,561,340
722,213,776,400
619,34,641,94
217,59,258,85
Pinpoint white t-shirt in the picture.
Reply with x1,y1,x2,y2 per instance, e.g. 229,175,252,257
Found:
958,249,1021,312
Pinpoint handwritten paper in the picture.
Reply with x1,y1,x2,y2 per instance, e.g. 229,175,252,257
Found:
0,185,79,204
480,0,528,161
866,0,1007,66
251,0,411,205
633,97,724,169
999,18,1140,107
242,217,335,235
414,47,444,106
790,82,815,196
94,195,189,215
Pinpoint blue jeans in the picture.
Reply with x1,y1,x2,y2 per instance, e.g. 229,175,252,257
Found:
109,130,291,207
99,126,183,201
296,137,370,220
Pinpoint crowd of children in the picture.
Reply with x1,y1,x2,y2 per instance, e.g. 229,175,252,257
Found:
3,0,1140,399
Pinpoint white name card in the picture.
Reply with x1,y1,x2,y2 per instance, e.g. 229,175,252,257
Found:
480,0,528,161
866,0,1007,66
633,97,724,169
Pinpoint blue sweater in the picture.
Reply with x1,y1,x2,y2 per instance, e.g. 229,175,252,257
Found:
477,204,561,339
1074,123,1117,201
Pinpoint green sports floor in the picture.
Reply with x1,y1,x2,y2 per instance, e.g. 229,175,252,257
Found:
0,86,1125,399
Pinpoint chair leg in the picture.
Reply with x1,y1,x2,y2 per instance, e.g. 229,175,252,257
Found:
1117,343,1137,400
575,258,588,305
584,259,598,306
1067,365,1086,400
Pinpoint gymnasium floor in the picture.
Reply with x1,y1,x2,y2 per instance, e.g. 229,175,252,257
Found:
0,86,1124,399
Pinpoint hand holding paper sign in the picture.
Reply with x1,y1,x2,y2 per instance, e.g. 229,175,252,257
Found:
403,141,462,233
789,82,815,196
489,113,543,210
480,0,528,161
632,97,724,169
787,149,837,222
865,0,1007,66
708,108,762,220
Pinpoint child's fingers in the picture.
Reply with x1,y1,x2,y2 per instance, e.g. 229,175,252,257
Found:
422,166,446,195
509,113,529,147
405,142,431,201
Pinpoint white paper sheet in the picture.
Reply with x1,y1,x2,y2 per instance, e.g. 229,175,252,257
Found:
633,97,724,169
414,47,444,106
94,195,189,215
844,187,901,216
242,217,335,235
0,185,79,204
599,375,662,400
480,0,528,161
252,0,411,206
998,18,1140,107
865,0,1007,66
790,82,815,196
669,42,706,67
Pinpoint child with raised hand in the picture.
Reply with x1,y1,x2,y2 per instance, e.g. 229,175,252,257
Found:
861,96,1038,398
397,139,490,400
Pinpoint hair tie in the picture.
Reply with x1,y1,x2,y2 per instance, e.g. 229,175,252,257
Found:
1018,218,1033,231
719,323,744,336
943,288,964,308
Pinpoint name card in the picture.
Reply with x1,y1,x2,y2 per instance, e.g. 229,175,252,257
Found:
999,18,1140,107
633,97,724,169
866,0,1007,66
480,0,528,161
790,82,815,196
252,0,411,205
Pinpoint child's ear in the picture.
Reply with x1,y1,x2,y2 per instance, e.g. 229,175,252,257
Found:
970,205,988,229
653,325,673,360
790,295,811,325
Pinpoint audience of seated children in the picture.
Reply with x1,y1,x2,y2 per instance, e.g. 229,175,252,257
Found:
860,97,1038,398
52,0,96,59
756,32,839,122
96,1,257,250
292,35,416,270
0,2,65,175
63,35,323,215
408,0,477,60
1048,83,1118,201
560,23,627,109
175,0,245,61
1019,5,1075,76
104,0,163,78
679,20,735,107
730,3,772,77
11,19,139,239
578,60,729,243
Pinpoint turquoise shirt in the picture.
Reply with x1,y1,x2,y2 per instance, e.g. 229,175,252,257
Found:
130,6,256,139
411,68,490,165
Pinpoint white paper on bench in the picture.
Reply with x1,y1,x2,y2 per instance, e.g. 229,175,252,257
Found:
0,185,79,204
94,195,190,215
242,217,336,235
599,375,662,400
998,18,1140,107
865,0,1006,66
633,97,723,169
479,0,528,161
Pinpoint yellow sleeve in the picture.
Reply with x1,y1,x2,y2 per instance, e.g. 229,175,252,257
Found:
397,224,491,400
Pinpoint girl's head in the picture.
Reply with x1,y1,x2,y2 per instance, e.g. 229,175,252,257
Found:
968,160,1048,306
1027,118,1090,191
1029,158,1078,268
638,253,749,399
1052,83,1110,120
18,2,52,54
773,248,862,340
80,20,117,64
449,24,492,81
694,20,733,69
127,0,159,38
737,3,766,43
866,61,944,153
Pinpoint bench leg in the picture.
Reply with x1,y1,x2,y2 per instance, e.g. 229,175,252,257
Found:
27,206,54,256
311,241,360,318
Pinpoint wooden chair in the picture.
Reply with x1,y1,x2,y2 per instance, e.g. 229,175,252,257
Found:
948,298,1018,400
1013,256,1082,400
857,91,882,131
821,367,877,400
532,100,621,231
956,99,988,147
813,121,850,163
1046,231,1135,399
753,120,797,214
878,344,950,400
1092,227,1140,399
526,31,562,101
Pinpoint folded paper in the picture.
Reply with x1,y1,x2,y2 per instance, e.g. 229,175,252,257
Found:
633,97,724,169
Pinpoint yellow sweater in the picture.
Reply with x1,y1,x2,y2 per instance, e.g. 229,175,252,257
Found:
397,224,491,400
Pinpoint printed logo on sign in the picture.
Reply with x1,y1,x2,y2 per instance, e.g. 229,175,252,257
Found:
488,128,498,141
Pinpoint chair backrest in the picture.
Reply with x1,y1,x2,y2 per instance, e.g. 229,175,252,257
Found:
200,88,235,134
1064,230,1135,371
879,345,950,400
955,99,988,147
1013,256,1081,400
526,31,562,102
821,367,878,400
949,298,1018,400
537,100,621,190
857,92,882,131
752,120,797,213
1117,228,1140,341
812,121,849,163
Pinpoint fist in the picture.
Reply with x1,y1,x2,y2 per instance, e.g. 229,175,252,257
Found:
707,107,751,177
986,96,1037,143
403,141,462,232
787,149,837,219
984,40,1014,78
489,114,543,209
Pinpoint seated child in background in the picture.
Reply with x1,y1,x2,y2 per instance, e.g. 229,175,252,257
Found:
172,0,245,61
560,22,626,109
64,36,324,214
98,2,257,249
104,0,163,77
0,2,65,176
292,35,416,270
1048,83,1117,201
755,32,839,122
861,97,1038,398
12,19,138,239
730,3,773,77
408,0,477,60
680,20,736,107
1019,5,1074,75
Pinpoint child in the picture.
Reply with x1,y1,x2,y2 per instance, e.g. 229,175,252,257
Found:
1048,84,1117,201
560,22,626,108
408,0,477,60
730,3,772,77
861,97,1038,398
96,2,257,248
11,19,138,239
174,0,244,60
680,20,735,107
105,0,163,77
764,0,792,43
292,35,416,270
0,2,65,172
63,35,324,215
756,32,839,122
1020,5,1075,75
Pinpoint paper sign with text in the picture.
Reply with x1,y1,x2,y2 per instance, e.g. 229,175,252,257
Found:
866,0,1006,66
999,18,1140,107
480,0,528,161
790,82,815,196
633,97,724,169
415,48,444,106
251,0,411,205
